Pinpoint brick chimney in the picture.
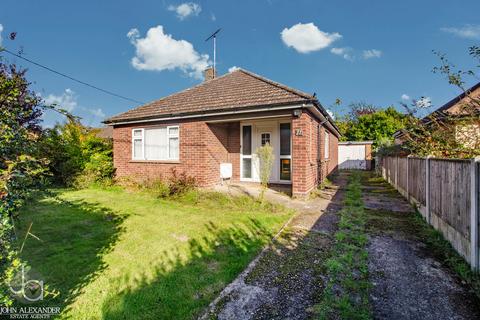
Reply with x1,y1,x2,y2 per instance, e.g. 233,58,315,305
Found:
204,67,216,81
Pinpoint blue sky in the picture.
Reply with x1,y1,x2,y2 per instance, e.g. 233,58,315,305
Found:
1,0,479,127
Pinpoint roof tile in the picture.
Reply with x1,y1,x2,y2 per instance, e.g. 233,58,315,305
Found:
105,69,314,123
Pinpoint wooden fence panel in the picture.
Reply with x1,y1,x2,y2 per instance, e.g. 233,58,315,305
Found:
397,157,408,192
378,156,479,268
387,157,396,186
429,159,471,239
408,157,426,205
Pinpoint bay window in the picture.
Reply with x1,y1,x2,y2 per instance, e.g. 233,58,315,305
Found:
132,126,179,161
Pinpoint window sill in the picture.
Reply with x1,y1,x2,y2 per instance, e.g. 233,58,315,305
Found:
130,160,181,164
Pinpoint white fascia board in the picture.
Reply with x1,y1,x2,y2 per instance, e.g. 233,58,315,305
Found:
109,104,304,126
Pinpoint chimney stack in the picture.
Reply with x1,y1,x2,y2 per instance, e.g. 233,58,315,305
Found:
204,67,216,81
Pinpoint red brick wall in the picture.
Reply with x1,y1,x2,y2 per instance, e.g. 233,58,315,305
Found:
292,110,339,197
113,112,338,195
113,120,241,186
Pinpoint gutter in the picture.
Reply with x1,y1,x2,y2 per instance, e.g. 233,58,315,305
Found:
105,100,341,138
104,104,305,126
302,103,342,138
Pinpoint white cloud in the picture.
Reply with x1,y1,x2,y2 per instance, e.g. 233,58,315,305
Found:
228,66,240,73
362,49,382,59
330,47,354,61
44,88,77,112
168,2,201,20
441,25,480,40
0,24,3,46
211,13,216,21
127,25,210,79
401,94,410,101
44,88,105,126
86,108,105,118
126,28,139,39
281,23,341,53
415,96,432,109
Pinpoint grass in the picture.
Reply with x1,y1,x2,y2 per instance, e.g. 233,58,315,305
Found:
314,171,371,319
411,213,480,298
363,174,480,300
14,186,293,319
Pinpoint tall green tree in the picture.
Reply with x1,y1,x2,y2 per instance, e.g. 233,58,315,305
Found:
0,61,49,305
336,104,408,146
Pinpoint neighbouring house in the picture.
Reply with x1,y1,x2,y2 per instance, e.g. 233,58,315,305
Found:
104,68,340,197
394,82,480,147
96,126,113,140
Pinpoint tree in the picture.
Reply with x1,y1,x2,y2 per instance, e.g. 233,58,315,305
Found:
336,103,408,146
0,61,49,305
40,120,114,186
398,46,480,158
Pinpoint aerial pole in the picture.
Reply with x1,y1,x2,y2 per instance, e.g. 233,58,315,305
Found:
205,28,221,78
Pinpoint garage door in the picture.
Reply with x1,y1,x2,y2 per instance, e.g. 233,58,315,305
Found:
339,145,367,169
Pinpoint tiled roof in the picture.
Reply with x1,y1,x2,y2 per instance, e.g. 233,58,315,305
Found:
431,81,480,116
105,69,315,123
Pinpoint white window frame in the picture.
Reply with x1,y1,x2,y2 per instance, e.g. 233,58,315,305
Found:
131,125,180,161
132,128,144,160
279,121,292,182
240,123,253,181
324,131,329,159
260,132,271,146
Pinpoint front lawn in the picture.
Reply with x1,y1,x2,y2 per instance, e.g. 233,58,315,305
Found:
16,187,292,319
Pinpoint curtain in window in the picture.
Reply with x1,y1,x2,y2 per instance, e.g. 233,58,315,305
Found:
145,127,168,160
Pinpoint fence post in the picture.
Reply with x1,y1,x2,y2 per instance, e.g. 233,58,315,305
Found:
471,157,480,271
425,156,432,224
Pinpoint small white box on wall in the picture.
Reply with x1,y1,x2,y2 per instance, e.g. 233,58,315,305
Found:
220,163,233,179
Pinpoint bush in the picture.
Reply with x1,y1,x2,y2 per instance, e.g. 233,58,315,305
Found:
40,120,114,187
118,169,196,198
167,169,196,196
255,143,275,201
84,152,115,182
148,179,171,198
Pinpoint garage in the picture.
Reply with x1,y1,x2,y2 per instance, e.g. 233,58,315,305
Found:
338,141,373,170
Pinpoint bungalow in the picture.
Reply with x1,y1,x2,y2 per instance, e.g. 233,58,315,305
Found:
104,68,340,197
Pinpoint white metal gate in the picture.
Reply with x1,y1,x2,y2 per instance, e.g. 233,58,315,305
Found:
339,144,367,169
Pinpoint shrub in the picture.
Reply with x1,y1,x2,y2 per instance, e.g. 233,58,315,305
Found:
168,169,196,196
84,152,115,183
255,143,275,201
40,120,114,187
149,179,170,198
119,169,196,198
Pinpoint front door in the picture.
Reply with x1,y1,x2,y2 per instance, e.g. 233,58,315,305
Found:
253,124,276,182
240,120,291,183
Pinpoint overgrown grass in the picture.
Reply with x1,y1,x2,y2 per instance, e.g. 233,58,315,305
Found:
411,213,480,299
15,187,293,319
314,171,371,319
365,174,480,300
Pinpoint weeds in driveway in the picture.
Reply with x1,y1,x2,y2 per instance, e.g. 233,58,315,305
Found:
315,171,371,319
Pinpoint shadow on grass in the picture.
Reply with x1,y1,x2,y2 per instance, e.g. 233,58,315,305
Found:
101,218,274,320
14,191,125,312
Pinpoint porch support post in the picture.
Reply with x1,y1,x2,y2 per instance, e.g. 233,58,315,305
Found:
291,111,309,198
